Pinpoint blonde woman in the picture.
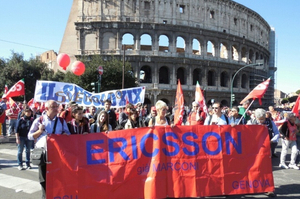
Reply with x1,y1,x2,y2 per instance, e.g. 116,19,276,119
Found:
148,100,174,127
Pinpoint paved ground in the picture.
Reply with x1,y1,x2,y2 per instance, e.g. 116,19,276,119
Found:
1,133,299,199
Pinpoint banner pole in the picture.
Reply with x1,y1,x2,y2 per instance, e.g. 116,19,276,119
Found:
238,99,255,124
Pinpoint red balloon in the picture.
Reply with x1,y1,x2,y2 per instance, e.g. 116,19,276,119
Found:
71,61,85,76
57,53,70,70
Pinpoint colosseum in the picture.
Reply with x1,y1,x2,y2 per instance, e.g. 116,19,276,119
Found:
60,0,276,108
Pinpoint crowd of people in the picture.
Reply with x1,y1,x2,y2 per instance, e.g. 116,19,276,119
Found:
0,97,300,198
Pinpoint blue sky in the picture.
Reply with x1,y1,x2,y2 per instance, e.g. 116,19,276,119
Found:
0,0,299,94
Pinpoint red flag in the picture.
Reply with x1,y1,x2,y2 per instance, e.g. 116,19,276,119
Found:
174,79,184,125
195,81,208,114
292,93,300,116
8,98,17,109
125,95,129,105
240,78,271,105
27,98,34,107
4,79,25,98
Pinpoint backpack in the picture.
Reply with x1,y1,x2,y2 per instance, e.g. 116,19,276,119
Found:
39,115,65,133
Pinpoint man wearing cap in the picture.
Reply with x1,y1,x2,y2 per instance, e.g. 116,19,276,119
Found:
0,97,8,137
60,101,78,123
144,106,157,127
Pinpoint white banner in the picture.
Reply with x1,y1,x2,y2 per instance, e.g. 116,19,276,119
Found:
34,80,146,108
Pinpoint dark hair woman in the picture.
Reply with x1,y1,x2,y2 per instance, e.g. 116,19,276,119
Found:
16,106,34,170
67,106,90,134
90,110,112,133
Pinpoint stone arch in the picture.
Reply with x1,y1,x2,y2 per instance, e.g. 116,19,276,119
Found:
159,35,170,52
102,32,115,50
232,74,239,88
192,68,202,85
140,33,152,51
232,45,239,61
159,66,170,84
192,38,201,55
176,36,185,53
144,98,151,106
220,71,229,87
249,49,254,63
140,65,152,83
241,47,247,63
122,33,134,50
241,73,248,88
207,40,215,56
220,42,228,59
177,67,186,85
207,70,216,86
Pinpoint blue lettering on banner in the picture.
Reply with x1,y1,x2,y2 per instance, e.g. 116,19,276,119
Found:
86,140,105,164
132,88,142,104
85,131,242,165
53,195,78,199
108,137,130,162
40,82,56,101
152,161,199,172
232,179,270,189
162,132,179,156
62,84,74,102
182,132,199,155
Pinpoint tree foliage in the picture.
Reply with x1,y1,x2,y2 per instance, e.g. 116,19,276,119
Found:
0,53,137,102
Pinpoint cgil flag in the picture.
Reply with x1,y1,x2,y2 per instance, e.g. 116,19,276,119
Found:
240,78,271,105
4,79,25,98
292,93,300,116
173,79,184,125
195,81,208,114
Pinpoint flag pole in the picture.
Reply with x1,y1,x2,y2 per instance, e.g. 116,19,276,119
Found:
238,99,255,124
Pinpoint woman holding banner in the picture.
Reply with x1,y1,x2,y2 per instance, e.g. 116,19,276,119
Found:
148,100,171,127
90,111,112,133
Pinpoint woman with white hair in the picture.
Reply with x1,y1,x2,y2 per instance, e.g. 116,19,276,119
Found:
279,113,299,170
148,100,171,127
248,108,279,158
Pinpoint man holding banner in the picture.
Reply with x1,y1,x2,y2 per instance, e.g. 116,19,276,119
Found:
28,100,70,199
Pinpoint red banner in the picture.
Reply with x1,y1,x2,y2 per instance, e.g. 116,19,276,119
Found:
46,125,274,199
173,79,184,125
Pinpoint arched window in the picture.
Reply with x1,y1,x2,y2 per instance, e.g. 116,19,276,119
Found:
159,66,169,84
177,67,185,85
241,47,247,63
140,34,152,51
207,41,215,56
220,43,228,59
176,36,185,53
232,74,238,88
192,39,201,55
241,74,248,88
122,33,134,50
159,35,169,52
232,45,239,61
140,65,152,83
220,71,229,87
207,70,216,86
193,69,202,85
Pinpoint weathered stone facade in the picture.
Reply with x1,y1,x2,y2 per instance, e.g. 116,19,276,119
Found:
60,0,276,108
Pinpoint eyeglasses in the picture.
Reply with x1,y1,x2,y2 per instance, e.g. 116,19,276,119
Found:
212,107,219,110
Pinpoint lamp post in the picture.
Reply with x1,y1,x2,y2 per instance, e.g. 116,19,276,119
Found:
230,63,263,108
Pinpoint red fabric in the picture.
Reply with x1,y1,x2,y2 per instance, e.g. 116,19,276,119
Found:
47,125,274,199
292,93,300,116
188,111,206,125
6,109,19,120
240,78,270,105
59,108,73,123
195,81,208,114
4,79,25,98
174,80,184,125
